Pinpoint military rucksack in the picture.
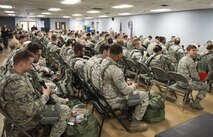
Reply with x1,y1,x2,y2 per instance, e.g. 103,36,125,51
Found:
0,69,20,109
143,93,165,124
63,100,99,137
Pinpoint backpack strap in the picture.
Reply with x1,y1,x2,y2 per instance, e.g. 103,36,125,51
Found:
146,54,158,66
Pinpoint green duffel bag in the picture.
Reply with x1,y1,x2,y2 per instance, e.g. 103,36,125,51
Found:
62,115,99,137
142,93,165,124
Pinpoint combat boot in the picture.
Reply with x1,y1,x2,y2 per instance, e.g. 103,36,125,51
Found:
191,98,203,110
128,117,148,133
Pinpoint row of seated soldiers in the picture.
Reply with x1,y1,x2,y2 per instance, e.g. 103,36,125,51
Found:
1,30,212,136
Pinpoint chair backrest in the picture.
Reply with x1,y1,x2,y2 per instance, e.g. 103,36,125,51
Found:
124,59,137,72
0,105,32,137
138,62,152,76
151,67,169,81
167,71,189,84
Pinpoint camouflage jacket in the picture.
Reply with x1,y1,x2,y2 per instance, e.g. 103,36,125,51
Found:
2,69,49,127
177,55,200,87
98,57,136,106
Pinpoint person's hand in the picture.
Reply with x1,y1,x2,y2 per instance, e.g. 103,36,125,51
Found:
42,86,51,96
64,98,69,104
127,81,133,85
132,82,139,89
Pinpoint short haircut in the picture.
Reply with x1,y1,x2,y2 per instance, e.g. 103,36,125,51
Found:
109,44,123,55
51,34,57,41
153,45,162,53
26,42,42,54
99,43,110,54
105,34,110,39
65,39,76,47
123,35,128,39
73,42,84,54
206,44,213,50
132,38,140,47
107,38,113,45
186,44,197,51
13,50,34,66
18,35,25,40
174,37,181,45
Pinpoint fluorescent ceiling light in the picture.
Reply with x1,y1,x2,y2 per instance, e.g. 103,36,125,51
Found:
48,8,61,11
150,8,171,12
0,5,12,9
211,3,213,6
5,11,15,13
118,13,132,16
72,13,82,16
37,15,45,17
61,0,81,5
42,12,51,15
8,14,15,16
63,16,70,18
87,10,100,14
98,15,108,18
112,4,134,9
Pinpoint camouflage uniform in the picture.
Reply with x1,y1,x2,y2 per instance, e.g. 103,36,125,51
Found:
168,44,185,69
196,51,213,72
177,55,208,100
128,49,144,63
84,54,105,82
4,48,21,70
147,42,158,56
59,45,74,63
69,57,87,79
147,42,167,56
29,64,69,103
2,69,70,137
97,58,149,120
146,54,174,72
122,47,130,58
50,44,61,53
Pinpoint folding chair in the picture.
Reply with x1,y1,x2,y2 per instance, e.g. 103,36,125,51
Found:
167,71,194,111
71,70,93,102
206,67,213,92
0,105,35,137
151,67,170,100
123,59,138,80
88,83,129,137
137,62,153,91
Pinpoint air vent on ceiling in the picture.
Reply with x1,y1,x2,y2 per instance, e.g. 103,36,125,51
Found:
92,8,103,10
160,4,169,7
38,8,46,11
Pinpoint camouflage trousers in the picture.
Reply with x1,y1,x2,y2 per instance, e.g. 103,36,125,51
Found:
47,104,70,137
109,90,149,121
129,90,149,120
190,81,209,100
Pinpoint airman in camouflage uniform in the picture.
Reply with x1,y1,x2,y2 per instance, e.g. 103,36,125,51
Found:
128,38,145,63
69,43,87,78
146,45,174,81
168,37,185,69
59,39,75,63
177,45,208,110
94,44,149,132
1,50,70,137
84,43,109,83
196,44,213,73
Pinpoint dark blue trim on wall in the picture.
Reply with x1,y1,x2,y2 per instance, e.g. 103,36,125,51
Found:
0,17,15,30
40,18,50,32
